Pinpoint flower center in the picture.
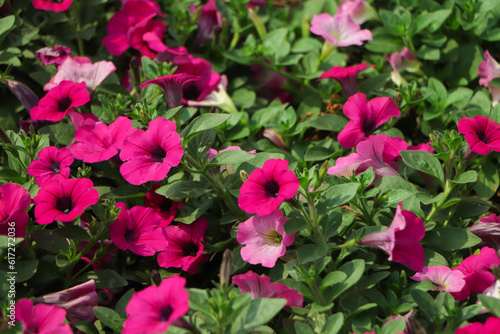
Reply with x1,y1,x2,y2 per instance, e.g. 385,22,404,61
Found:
264,180,280,198
159,199,173,212
124,229,136,242
56,196,74,214
151,147,166,162
57,96,73,112
50,161,61,174
158,305,173,322
182,241,199,257
264,230,283,245
183,83,201,101
51,0,64,2
361,119,377,137
477,131,489,144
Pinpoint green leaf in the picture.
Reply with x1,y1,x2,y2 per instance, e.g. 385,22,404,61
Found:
411,290,439,322
262,28,289,57
330,260,365,300
115,289,135,318
358,73,391,94
304,146,334,161
450,170,478,185
31,230,70,253
477,295,500,317
78,270,128,289
0,236,23,248
381,318,406,334
423,227,481,251
292,37,323,53
400,150,444,184
322,313,344,334
293,322,314,334
206,150,255,168
322,183,360,208
0,15,15,42
475,160,500,200
284,215,309,234
229,298,287,334
306,114,348,132
297,244,328,263
93,306,124,332
320,271,347,291
378,176,417,207
12,260,38,282
424,249,448,267
156,181,212,199
188,288,214,316
183,114,230,144
52,226,90,241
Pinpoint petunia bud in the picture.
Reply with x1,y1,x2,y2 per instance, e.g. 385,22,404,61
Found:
220,248,232,288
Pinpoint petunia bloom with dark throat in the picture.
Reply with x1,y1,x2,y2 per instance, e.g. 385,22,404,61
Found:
457,115,500,155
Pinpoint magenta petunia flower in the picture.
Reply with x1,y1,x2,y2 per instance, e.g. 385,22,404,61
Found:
328,135,407,178
359,202,425,271
458,115,500,155
70,116,136,163
238,159,299,216
310,13,372,47
478,51,500,106
337,0,378,24
67,110,99,130
468,214,500,250
338,93,401,149
15,298,72,333
144,184,184,227
35,45,72,66
456,316,500,334
319,63,375,98
33,280,98,325
387,47,421,86
102,0,166,57
139,74,200,109
237,209,295,268
109,203,167,256
232,271,303,307
31,81,90,122
157,217,209,274
452,246,500,301
32,0,72,12
44,57,116,92
194,0,222,47
123,275,189,334
411,266,466,294
28,146,74,186
34,178,99,225
119,117,183,185
0,183,31,237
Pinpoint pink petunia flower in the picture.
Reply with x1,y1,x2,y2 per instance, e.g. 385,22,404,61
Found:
337,93,401,148
119,117,183,185
358,202,425,271
139,74,200,109
0,183,31,237
67,110,99,130
455,316,500,334
193,0,222,47
33,280,98,325
237,209,295,268
102,0,166,57
452,246,500,301
387,47,421,86
144,184,184,227
328,134,407,178
157,217,209,274
468,214,500,250
411,266,466,293
310,13,372,47
109,203,167,256
32,0,72,12
70,116,136,163
238,159,299,216
232,270,303,307
44,57,116,92
457,115,500,155
319,63,375,98
31,81,90,122
27,146,74,186
15,298,72,333
337,0,378,24
35,45,72,66
33,178,99,225
478,51,500,106
123,275,189,334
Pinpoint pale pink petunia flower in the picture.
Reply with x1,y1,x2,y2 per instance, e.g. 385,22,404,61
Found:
337,93,401,148
28,146,74,186
237,209,295,268
70,116,136,163
319,63,375,98
310,13,372,47
478,51,500,106
119,117,183,185
15,298,72,333
327,153,368,179
411,266,466,293
232,270,303,307
358,202,425,271
387,47,421,86
468,213,500,250
337,0,378,24
123,275,189,334
44,56,116,92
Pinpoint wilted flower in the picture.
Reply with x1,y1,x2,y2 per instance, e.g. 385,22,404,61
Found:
194,0,222,47
35,45,72,66
3,78,39,112
359,202,425,271
237,209,295,268
468,214,500,250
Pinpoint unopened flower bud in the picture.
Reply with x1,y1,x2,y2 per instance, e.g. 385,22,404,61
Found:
263,128,287,151
130,56,141,84
220,249,232,288
240,170,249,183
151,269,162,286
248,8,267,39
